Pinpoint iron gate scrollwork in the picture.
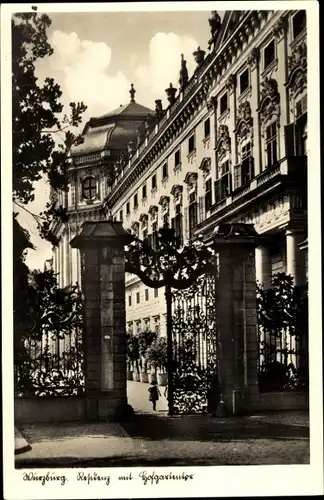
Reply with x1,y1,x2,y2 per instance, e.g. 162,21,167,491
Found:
125,223,219,416
171,273,219,414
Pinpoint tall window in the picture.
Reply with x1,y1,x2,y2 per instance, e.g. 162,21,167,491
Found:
264,40,275,69
142,184,147,199
154,288,158,298
162,163,168,179
239,68,249,94
173,204,183,243
292,10,306,39
205,178,212,212
188,191,198,239
126,202,130,215
134,193,138,209
152,174,157,190
136,292,140,304
220,93,228,115
188,134,195,154
119,209,123,222
204,118,210,139
266,122,278,167
82,177,96,199
152,221,158,248
145,289,149,301
215,162,231,202
241,142,254,184
128,295,132,306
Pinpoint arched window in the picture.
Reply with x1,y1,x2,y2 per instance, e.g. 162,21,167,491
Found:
82,176,97,200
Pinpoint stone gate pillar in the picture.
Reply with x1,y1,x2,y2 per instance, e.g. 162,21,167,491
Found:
210,223,267,415
70,221,131,421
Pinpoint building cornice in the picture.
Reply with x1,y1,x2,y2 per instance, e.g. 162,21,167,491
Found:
104,10,288,210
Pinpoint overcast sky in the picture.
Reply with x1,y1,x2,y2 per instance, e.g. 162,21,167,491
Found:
16,9,219,271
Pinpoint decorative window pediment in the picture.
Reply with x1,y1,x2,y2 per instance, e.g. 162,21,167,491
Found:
148,205,158,220
170,184,183,205
199,157,212,179
131,221,140,237
235,101,254,144
216,125,231,161
139,213,148,227
159,195,170,214
286,42,307,101
258,77,280,126
184,172,198,192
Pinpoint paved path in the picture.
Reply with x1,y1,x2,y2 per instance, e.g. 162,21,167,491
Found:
127,380,168,414
16,379,309,467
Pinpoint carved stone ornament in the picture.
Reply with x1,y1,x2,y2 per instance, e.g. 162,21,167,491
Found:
199,157,212,179
184,172,198,192
247,47,260,69
235,101,254,143
286,42,307,100
225,74,236,94
272,16,287,40
258,77,280,125
216,124,231,160
207,96,217,111
158,195,170,214
170,184,183,205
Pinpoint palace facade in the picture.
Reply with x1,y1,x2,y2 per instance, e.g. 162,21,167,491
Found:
51,9,308,338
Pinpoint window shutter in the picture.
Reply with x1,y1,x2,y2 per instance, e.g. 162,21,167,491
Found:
183,207,189,242
198,196,205,224
234,164,241,190
284,123,296,158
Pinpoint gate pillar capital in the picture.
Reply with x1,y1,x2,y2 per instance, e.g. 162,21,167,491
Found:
71,221,131,421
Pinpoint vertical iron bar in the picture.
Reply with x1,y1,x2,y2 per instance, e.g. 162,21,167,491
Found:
165,283,174,416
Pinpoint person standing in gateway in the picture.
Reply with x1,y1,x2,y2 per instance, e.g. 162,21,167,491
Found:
148,381,161,411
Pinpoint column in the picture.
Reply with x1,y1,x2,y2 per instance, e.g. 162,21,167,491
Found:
286,228,306,286
255,245,272,289
70,221,130,421
60,237,64,288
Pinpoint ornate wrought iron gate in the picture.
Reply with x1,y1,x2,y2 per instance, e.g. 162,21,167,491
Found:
170,273,219,414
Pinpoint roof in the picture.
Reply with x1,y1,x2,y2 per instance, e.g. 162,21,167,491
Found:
97,101,153,120
71,101,153,157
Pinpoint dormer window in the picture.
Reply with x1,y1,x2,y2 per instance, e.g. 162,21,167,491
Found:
82,176,96,200
292,10,306,39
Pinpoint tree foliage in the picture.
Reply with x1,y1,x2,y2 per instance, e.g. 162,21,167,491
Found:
12,10,87,243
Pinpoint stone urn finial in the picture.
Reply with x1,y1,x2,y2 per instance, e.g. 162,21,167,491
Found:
193,46,206,66
165,83,177,105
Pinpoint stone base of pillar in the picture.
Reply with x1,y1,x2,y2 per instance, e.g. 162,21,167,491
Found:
86,391,127,421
